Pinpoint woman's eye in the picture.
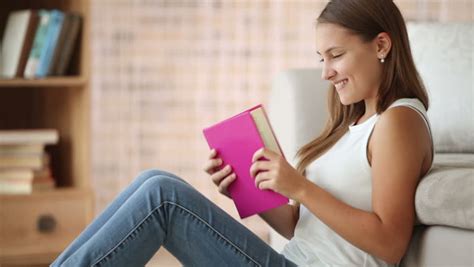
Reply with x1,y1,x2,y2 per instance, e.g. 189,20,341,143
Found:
333,53,344,59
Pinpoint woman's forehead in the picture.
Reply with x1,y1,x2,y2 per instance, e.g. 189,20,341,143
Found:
315,23,360,52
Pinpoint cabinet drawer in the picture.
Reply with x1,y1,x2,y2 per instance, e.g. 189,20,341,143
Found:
0,189,93,263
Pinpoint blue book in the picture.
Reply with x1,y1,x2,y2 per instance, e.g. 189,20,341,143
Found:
24,10,50,78
35,10,64,78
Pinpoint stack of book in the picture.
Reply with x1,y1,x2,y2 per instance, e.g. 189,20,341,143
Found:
0,129,59,194
0,9,82,79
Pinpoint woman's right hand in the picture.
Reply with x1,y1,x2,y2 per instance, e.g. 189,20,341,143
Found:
204,149,236,199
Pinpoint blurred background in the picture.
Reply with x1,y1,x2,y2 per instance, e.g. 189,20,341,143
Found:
89,0,472,234
88,1,472,264
0,0,472,266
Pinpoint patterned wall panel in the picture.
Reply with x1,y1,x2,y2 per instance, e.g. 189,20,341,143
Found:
90,0,473,237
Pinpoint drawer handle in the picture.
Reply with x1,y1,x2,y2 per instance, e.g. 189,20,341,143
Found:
37,214,57,233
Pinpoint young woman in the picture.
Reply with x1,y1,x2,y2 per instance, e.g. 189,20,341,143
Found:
52,0,433,266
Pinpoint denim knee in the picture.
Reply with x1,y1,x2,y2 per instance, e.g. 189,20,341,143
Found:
135,169,187,186
140,174,192,205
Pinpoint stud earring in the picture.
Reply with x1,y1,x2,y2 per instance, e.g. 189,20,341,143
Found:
380,55,385,63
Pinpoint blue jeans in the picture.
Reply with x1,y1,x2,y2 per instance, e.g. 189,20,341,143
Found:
51,169,296,267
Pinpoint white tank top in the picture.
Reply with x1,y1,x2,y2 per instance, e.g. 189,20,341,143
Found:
282,98,432,267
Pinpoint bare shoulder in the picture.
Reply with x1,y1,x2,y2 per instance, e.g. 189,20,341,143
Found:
375,106,431,153
377,106,428,133
371,105,432,178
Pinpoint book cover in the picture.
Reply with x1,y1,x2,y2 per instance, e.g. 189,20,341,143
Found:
24,10,51,78
0,153,48,170
53,13,82,75
203,104,288,218
36,10,64,78
0,169,35,181
0,129,58,145
15,10,39,77
0,167,54,194
0,10,34,78
0,181,33,194
47,11,72,76
0,144,44,155
0,167,52,182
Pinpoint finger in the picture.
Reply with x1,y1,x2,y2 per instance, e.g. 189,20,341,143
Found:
256,180,273,191
218,173,236,195
208,149,217,159
250,160,272,178
252,147,278,163
211,165,232,185
254,171,270,188
204,158,222,174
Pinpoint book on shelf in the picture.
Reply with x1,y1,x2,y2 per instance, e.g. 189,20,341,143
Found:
0,129,58,194
24,10,51,78
0,9,82,79
0,167,52,182
49,12,82,76
0,129,58,145
0,10,39,78
35,10,64,78
203,104,288,219
0,144,44,155
0,153,49,170
16,11,39,77
0,167,55,194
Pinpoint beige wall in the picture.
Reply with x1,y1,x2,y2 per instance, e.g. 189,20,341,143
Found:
90,0,472,233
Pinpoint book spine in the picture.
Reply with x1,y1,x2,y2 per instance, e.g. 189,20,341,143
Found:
0,182,33,194
15,10,39,77
0,10,31,78
35,10,64,78
56,14,82,76
47,12,71,76
0,155,44,169
0,129,59,145
24,10,50,79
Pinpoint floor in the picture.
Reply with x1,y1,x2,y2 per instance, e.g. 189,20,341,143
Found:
146,249,181,267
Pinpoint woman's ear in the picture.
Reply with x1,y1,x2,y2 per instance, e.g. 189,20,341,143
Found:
375,32,392,60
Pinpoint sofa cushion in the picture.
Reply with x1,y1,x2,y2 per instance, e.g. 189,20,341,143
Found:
415,154,474,229
407,23,473,153
401,225,474,267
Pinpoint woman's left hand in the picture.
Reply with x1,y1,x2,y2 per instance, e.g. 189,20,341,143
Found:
250,148,308,199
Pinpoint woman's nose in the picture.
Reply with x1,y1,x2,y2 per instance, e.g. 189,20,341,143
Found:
321,63,336,80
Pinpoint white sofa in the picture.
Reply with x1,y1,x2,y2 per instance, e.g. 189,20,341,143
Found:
267,23,473,266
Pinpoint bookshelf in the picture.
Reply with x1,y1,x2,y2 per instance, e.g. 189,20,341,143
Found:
0,0,93,266
0,77,86,87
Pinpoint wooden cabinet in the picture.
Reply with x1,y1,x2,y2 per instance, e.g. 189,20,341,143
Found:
0,0,93,265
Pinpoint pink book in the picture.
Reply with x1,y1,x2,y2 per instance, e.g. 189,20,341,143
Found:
203,104,289,218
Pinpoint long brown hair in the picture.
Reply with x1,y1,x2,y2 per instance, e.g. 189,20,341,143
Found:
296,0,429,174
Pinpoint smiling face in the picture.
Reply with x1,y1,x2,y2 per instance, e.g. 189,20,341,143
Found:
316,23,384,108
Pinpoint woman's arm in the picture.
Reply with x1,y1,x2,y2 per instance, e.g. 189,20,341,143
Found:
258,203,299,240
251,107,431,264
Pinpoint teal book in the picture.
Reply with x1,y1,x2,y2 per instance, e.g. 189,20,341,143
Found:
35,10,64,78
24,10,50,78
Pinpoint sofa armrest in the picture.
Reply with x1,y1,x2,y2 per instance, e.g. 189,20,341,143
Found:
401,226,474,267
268,68,329,167
267,68,329,251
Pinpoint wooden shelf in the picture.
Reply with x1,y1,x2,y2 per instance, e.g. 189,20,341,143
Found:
0,187,94,266
0,76,86,88
0,0,92,264
0,187,91,201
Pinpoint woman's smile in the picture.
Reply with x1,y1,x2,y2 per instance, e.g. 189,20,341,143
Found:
334,78,348,92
